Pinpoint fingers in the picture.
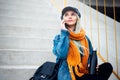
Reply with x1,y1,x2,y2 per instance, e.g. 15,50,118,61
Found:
61,20,67,30
88,64,90,68
61,20,65,27
61,20,65,24
96,65,99,71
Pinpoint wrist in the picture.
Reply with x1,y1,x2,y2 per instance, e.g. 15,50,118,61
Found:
61,27,67,30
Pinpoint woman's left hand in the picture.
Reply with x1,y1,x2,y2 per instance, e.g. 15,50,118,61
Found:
96,65,99,72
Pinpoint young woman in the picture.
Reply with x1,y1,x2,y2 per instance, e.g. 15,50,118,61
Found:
52,6,113,80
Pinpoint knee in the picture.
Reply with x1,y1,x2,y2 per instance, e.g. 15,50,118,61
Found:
99,62,113,74
98,62,113,79
103,62,113,71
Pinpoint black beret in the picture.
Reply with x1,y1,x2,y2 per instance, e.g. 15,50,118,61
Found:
61,6,81,19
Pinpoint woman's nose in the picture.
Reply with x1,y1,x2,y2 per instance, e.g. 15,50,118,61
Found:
68,16,72,19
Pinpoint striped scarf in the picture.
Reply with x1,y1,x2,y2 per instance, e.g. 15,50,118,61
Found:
67,29,89,80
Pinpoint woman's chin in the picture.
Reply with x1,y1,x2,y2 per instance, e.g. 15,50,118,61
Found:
67,24,75,27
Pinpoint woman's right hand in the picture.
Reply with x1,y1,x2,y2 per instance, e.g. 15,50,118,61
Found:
61,20,68,30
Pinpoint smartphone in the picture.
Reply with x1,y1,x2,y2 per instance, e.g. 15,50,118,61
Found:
65,23,68,29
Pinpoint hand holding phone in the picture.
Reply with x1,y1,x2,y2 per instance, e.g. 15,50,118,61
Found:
61,20,68,30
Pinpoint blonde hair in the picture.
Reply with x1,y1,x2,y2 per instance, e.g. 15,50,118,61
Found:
74,15,82,33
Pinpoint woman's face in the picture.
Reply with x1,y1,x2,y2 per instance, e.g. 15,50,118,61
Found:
63,11,77,26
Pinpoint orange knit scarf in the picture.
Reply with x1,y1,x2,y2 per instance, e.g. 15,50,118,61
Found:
67,29,89,80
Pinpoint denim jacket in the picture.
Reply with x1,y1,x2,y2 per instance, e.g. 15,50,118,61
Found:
52,30,93,80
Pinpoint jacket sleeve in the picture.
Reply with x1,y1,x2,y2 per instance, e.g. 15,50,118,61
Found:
86,36,93,64
52,30,70,59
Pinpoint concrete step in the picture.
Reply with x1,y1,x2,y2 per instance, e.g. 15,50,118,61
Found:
0,0,52,9
0,50,56,66
0,15,60,30
0,26,60,38
0,67,36,80
0,37,54,50
0,15,60,24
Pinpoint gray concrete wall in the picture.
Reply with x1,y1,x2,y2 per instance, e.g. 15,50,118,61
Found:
0,0,59,80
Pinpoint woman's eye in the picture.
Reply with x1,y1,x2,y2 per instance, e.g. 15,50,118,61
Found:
64,13,68,16
71,13,76,16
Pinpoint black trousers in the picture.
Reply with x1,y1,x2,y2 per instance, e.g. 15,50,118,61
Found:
75,62,113,80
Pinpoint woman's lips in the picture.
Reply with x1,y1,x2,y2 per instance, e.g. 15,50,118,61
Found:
67,20,73,22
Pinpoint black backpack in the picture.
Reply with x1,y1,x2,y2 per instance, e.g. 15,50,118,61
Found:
29,61,59,80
